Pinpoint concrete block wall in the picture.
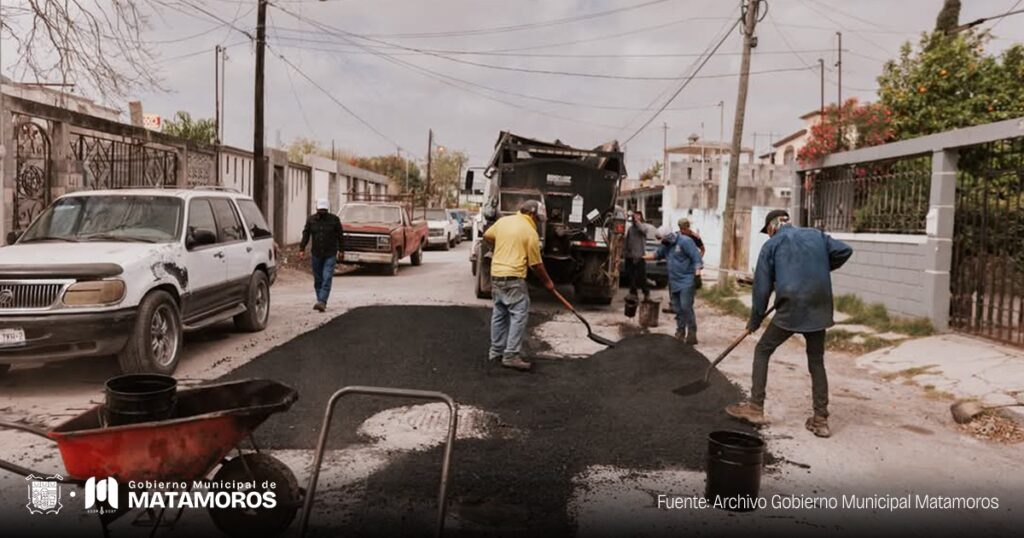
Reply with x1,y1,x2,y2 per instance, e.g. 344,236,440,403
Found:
828,235,929,318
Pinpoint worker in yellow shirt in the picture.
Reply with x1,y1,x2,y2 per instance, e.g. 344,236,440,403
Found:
482,199,556,371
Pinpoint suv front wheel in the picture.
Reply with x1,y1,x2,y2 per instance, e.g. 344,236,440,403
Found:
234,271,270,332
118,290,183,374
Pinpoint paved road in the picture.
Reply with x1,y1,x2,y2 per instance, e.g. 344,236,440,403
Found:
2,241,1024,536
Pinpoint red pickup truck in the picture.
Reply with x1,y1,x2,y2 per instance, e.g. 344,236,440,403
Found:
338,201,428,275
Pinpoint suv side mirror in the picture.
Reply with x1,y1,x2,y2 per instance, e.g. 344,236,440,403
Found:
6,231,21,245
187,228,217,249
464,170,474,192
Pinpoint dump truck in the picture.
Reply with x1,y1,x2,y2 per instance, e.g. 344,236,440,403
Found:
469,132,627,304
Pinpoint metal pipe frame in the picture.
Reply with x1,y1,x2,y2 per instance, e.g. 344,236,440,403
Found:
298,386,458,537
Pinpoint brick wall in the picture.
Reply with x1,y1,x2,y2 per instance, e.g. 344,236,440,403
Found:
829,234,928,318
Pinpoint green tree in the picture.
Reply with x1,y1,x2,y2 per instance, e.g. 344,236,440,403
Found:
426,149,469,207
352,154,423,194
162,111,216,146
877,31,1024,140
639,161,662,183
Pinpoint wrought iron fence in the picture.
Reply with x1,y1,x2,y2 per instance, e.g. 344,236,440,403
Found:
950,136,1024,346
805,154,932,234
69,133,178,189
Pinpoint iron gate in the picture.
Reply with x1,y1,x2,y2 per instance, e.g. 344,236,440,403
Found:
70,132,177,189
950,136,1024,346
13,120,51,231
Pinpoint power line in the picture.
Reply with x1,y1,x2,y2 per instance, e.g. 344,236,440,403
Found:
269,44,407,152
625,16,743,144
358,0,673,39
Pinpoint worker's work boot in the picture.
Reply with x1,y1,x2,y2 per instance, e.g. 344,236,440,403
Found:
684,332,698,346
313,302,326,312
674,330,686,341
725,402,768,425
805,415,832,438
501,355,532,372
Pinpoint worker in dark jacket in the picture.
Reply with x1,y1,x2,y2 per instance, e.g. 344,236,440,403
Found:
298,198,344,312
726,210,853,438
624,211,659,300
647,217,703,344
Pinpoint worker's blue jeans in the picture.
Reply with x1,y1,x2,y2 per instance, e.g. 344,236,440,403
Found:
311,255,337,304
670,284,697,335
490,278,530,360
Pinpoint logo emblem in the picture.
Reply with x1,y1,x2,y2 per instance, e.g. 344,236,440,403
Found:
85,477,119,511
26,474,64,515
0,289,13,307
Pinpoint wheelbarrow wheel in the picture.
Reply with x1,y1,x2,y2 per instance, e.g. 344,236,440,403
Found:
208,453,300,538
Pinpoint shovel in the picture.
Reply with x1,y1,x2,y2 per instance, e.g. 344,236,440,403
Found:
548,288,617,347
673,307,775,396
950,400,1024,424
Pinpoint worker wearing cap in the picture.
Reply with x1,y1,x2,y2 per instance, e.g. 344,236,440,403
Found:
646,217,703,344
726,209,853,438
299,198,344,312
482,199,556,372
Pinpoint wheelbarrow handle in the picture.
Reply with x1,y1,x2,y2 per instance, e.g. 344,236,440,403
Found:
0,420,52,439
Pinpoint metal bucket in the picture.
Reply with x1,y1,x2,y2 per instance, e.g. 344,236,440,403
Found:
705,430,765,511
624,295,639,318
638,300,660,327
102,374,177,427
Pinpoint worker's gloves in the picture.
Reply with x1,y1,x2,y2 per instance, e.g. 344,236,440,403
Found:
746,319,762,333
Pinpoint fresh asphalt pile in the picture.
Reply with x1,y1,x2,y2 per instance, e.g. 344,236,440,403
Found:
223,305,756,536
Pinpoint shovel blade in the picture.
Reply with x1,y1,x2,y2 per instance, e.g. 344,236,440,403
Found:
672,380,709,396
588,333,617,347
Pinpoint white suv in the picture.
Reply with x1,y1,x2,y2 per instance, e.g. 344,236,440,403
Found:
0,188,276,376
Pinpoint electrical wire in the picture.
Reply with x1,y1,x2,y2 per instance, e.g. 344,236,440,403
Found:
624,16,743,144
269,44,408,151
358,0,674,39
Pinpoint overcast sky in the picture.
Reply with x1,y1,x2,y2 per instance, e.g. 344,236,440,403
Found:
4,0,1023,175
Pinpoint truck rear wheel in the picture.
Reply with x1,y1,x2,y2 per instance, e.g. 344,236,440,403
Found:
411,243,423,266
475,255,492,299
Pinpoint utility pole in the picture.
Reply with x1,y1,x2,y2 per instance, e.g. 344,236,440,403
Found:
214,45,221,145
818,58,825,117
253,0,268,211
214,45,221,184
662,122,668,183
220,49,227,143
426,129,434,208
718,100,725,162
720,0,761,278
836,31,843,147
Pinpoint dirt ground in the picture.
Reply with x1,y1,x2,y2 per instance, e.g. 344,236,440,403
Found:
1,243,1022,536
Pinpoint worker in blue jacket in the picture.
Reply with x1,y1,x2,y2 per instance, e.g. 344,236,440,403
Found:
726,210,853,438
646,217,703,344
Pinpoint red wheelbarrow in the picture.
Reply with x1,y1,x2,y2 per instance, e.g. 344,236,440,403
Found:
0,378,300,537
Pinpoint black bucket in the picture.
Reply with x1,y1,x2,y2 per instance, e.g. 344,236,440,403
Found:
624,295,639,318
705,430,765,511
102,374,178,427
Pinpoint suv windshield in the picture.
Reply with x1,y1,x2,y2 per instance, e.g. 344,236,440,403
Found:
20,195,184,243
424,209,449,221
340,204,402,224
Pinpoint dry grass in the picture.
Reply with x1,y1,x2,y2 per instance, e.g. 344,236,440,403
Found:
834,294,934,336
958,412,1024,444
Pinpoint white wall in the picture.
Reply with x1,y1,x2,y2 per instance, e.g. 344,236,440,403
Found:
312,169,330,207
286,167,310,244
221,152,254,196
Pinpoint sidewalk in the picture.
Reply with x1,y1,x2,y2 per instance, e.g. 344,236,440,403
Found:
857,334,1024,417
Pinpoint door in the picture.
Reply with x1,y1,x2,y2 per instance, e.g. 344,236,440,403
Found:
209,198,252,299
183,198,228,319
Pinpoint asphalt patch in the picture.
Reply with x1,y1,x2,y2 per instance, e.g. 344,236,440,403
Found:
222,305,756,536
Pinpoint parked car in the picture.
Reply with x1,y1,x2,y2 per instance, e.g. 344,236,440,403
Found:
0,188,276,377
447,209,465,245
339,201,428,275
455,209,473,240
424,208,460,250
